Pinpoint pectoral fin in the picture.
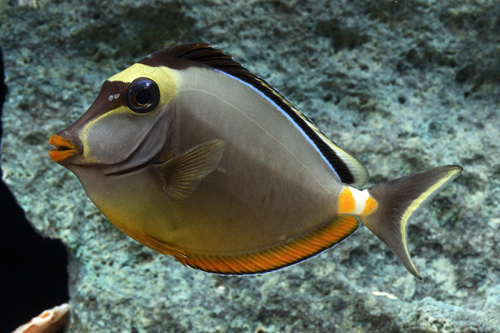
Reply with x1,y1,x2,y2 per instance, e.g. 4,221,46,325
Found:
157,139,226,199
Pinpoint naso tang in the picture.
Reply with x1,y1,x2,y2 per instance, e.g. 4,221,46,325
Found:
49,43,462,279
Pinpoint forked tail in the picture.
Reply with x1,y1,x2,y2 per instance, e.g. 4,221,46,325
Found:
358,165,462,279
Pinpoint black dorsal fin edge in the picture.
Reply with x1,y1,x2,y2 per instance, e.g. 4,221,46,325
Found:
142,43,369,187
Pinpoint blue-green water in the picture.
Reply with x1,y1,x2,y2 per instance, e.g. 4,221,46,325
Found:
1,1,499,332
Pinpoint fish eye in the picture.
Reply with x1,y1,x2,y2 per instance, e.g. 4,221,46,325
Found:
126,78,160,113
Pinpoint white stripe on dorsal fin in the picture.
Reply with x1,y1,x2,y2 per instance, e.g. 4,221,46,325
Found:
217,68,369,187
289,106,369,188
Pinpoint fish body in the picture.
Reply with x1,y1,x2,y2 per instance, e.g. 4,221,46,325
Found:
49,44,462,278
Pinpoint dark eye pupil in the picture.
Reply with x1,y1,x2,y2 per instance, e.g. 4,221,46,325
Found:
135,88,151,105
126,77,160,114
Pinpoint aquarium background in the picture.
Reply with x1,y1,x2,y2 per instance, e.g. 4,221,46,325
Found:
1,0,500,332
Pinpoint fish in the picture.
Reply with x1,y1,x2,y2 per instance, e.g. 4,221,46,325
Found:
13,303,69,333
48,43,462,279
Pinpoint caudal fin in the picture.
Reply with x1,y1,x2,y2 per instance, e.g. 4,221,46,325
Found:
359,165,462,279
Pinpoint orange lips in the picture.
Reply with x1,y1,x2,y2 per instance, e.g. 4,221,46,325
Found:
49,134,77,162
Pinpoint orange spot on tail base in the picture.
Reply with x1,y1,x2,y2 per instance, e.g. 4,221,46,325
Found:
363,196,378,215
338,187,355,214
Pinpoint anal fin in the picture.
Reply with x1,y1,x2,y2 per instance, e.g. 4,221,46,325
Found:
143,233,188,258
177,215,359,275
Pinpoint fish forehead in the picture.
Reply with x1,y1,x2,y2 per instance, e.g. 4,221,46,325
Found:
78,63,179,155
108,63,179,106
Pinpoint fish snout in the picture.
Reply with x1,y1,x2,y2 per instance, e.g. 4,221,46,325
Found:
49,134,77,162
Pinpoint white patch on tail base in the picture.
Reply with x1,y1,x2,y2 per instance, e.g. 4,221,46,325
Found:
349,187,370,215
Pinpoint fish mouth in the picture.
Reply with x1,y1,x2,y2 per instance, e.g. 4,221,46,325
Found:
49,134,77,162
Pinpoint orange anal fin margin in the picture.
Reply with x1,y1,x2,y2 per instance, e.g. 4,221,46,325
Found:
179,215,360,275
143,233,188,259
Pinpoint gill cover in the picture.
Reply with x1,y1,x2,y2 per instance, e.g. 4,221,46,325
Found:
78,64,179,167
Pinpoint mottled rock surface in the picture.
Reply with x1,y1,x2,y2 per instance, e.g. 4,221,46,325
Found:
1,0,499,332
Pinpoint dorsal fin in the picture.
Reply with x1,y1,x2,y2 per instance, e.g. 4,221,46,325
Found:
140,44,368,187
